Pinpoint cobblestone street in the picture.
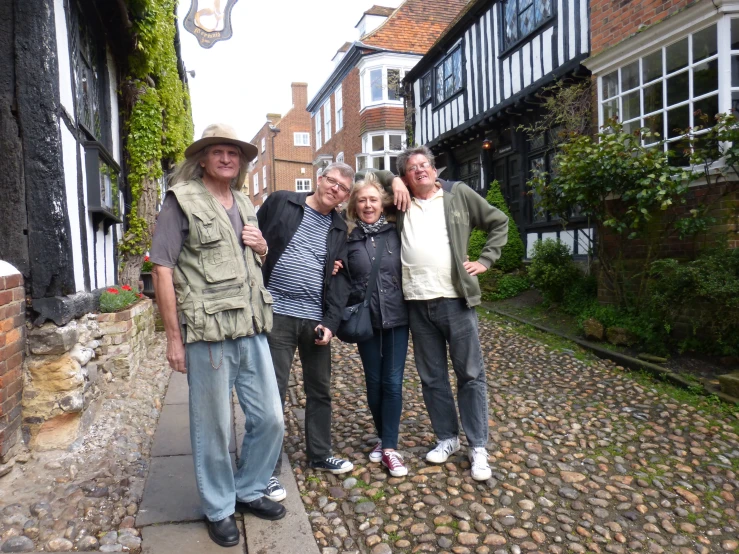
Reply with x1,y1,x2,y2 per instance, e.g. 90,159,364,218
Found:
287,314,739,554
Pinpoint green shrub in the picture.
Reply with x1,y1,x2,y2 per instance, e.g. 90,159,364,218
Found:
487,274,530,301
528,239,581,303
99,285,142,313
648,247,739,355
468,180,525,272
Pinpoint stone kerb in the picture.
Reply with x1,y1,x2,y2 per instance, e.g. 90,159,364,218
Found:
23,298,155,451
0,261,25,470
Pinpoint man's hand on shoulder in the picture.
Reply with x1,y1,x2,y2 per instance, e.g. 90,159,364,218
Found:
463,259,488,276
391,177,411,212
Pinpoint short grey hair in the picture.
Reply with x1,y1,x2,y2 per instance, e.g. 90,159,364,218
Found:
397,145,435,177
321,162,355,185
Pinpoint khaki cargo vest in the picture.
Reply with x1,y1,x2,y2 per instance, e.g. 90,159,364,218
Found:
170,179,273,343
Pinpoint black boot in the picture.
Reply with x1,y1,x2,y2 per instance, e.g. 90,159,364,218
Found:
236,496,287,520
207,514,239,547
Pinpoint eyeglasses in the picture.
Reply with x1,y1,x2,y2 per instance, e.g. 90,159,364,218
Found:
323,175,351,194
407,161,433,173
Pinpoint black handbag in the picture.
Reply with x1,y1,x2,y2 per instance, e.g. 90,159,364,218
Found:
337,235,386,343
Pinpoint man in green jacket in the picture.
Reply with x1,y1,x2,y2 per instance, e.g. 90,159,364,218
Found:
396,145,508,481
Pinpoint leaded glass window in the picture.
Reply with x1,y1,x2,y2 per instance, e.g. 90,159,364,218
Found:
435,47,463,104
503,0,553,50
421,73,432,103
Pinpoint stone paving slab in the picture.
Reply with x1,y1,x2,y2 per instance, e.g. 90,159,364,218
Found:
243,452,320,554
136,454,236,526
141,521,246,554
151,403,235,457
164,371,189,405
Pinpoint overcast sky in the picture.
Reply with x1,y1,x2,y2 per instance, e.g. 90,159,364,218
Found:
176,0,403,143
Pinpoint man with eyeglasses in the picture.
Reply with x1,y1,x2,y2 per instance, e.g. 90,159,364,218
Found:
396,145,508,481
252,162,355,502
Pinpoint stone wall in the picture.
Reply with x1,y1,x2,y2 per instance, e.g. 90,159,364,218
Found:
23,298,155,450
0,262,25,468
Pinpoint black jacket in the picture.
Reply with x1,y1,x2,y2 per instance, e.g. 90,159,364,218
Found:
257,190,350,333
346,223,408,329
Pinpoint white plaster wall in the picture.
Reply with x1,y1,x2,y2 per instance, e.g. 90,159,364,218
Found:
82,144,96,288
95,223,106,289
106,47,121,164
60,126,85,292
105,230,115,285
53,0,74,116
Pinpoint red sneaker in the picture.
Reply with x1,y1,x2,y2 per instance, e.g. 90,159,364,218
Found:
368,442,383,463
381,450,408,477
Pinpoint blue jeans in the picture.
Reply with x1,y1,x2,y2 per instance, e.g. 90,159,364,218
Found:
357,325,409,450
408,298,489,448
186,334,284,521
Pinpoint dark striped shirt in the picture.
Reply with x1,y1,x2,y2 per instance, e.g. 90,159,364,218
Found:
268,205,332,321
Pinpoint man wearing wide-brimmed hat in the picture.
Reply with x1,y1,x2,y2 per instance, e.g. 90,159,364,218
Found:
150,124,286,547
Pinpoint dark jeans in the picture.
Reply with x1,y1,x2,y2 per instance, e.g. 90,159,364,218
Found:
357,325,409,450
408,298,489,448
267,314,332,474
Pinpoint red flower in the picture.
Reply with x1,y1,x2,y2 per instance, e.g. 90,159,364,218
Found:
122,285,132,291
138,293,144,298
144,256,150,262
107,288,119,295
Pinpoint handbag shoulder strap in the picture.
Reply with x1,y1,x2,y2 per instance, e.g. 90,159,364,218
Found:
363,234,386,305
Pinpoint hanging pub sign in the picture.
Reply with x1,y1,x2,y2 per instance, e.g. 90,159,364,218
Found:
183,0,238,48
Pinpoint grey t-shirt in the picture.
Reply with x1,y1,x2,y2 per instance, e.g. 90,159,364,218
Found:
150,192,245,268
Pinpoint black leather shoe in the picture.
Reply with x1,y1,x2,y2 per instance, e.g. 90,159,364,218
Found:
236,496,287,520
207,514,239,547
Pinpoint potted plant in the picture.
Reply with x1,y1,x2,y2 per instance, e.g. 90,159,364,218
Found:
140,256,154,297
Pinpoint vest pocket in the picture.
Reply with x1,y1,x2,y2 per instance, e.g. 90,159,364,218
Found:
200,247,237,283
253,286,274,333
193,211,221,245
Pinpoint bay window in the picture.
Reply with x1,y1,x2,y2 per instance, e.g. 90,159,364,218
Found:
356,132,405,173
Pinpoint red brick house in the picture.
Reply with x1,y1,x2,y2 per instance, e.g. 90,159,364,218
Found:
584,0,739,255
307,0,469,179
247,82,314,208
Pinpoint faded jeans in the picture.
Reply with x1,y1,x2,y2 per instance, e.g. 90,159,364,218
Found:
186,334,284,521
267,314,333,475
408,298,489,448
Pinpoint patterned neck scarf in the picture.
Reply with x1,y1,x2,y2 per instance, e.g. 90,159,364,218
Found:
357,213,386,236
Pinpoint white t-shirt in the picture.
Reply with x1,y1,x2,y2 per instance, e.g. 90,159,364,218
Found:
401,187,459,300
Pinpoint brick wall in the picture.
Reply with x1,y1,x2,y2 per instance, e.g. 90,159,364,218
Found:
0,266,24,463
360,106,405,135
314,68,363,181
248,83,314,207
590,0,697,56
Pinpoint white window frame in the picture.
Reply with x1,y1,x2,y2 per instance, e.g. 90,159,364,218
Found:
324,100,332,143
315,111,322,149
295,178,312,192
261,137,266,153
360,66,406,108
253,173,259,195
262,166,267,189
337,152,344,164
294,132,310,146
356,131,405,172
335,85,343,131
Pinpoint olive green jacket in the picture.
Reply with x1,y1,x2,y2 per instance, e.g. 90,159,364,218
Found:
169,179,273,343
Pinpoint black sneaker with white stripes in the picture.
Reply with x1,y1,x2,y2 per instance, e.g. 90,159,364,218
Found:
309,456,354,474
264,477,287,502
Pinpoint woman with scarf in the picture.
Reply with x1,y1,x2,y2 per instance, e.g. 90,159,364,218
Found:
345,172,409,477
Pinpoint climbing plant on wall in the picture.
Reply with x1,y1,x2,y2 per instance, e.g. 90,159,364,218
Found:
118,0,193,287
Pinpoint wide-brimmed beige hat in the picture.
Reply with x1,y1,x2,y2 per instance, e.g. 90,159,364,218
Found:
184,123,258,161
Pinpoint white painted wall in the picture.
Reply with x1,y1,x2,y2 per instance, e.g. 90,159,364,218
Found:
107,47,121,164
60,126,85,292
54,0,74,116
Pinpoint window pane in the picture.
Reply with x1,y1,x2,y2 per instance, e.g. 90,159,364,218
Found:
733,56,739,87
537,0,553,21
666,71,689,106
694,95,718,128
733,91,739,114
692,25,717,63
505,0,518,46
602,71,618,99
622,90,640,121
371,135,384,151
389,135,402,150
666,38,688,73
436,66,444,103
370,69,383,102
667,139,690,167
603,99,618,121
644,113,663,143
623,120,640,136
422,74,431,101
642,50,663,83
667,104,689,138
621,60,640,91
644,81,663,114
733,19,739,50
372,156,385,170
387,69,400,101
520,6,535,36
389,156,398,174
357,156,367,170
693,59,718,98
452,49,463,92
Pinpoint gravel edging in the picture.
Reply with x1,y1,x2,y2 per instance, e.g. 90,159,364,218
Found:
481,303,739,407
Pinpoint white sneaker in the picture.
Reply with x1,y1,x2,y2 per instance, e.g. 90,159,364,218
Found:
368,441,383,463
264,477,287,502
469,447,492,481
426,437,461,464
